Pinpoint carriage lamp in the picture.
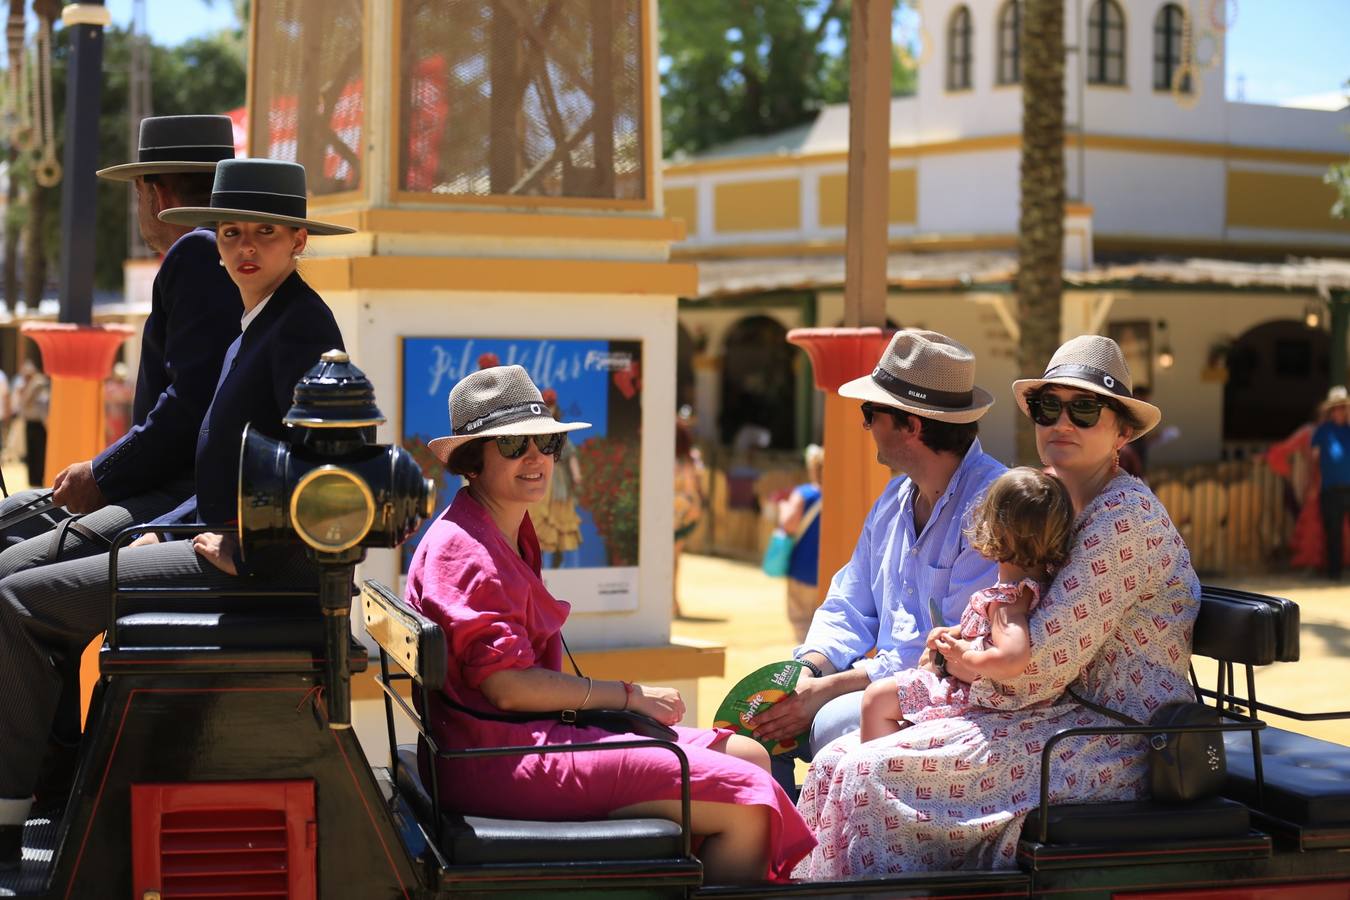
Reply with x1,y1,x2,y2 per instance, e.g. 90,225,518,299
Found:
237,350,435,729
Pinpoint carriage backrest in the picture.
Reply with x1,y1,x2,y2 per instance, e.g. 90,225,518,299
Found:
1192,585,1299,667
362,579,446,691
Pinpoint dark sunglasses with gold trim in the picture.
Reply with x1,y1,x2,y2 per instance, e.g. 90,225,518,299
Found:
1026,393,1118,429
494,432,567,459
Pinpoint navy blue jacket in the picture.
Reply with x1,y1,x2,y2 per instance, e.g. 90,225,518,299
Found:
158,270,344,525
93,228,242,501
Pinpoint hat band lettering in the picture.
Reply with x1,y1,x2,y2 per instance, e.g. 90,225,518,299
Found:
871,367,973,409
210,190,308,220
1041,363,1132,398
456,400,548,435
138,145,235,163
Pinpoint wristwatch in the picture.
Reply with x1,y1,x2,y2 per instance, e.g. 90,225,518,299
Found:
796,656,824,678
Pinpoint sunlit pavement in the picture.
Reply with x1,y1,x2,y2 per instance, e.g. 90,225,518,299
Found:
675,553,1350,748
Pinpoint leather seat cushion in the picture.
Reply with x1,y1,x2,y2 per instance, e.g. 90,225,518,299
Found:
1224,728,1350,826
393,746,682,864
115,610,325,650
1023,796,1249,845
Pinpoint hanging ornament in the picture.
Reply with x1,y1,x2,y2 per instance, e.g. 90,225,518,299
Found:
1193,28,1221,71
32,9,58,186
2,3,23,142
1207,0,1238,33
1171,3,1201,111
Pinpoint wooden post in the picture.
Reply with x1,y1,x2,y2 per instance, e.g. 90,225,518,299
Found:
843,0,891,328
1330,290,1350,387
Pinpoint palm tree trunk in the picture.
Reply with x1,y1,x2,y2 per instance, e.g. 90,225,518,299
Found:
1015,0,1065,466
22,182,47,310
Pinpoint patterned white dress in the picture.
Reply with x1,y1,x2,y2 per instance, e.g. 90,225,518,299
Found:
794,476,1200,876
893,579,1042,725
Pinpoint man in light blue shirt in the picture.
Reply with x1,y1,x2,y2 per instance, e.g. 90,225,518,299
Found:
752,329,1004,795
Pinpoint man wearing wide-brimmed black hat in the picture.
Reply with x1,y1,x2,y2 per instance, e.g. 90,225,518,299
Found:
748,329,1007,796
0,116,242,823
0,115,241,558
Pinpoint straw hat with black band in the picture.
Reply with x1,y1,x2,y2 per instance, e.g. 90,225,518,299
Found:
157,158,355,236
427,365,590,464
96,114,236,181
1012,334,1162,439
838,329,995,424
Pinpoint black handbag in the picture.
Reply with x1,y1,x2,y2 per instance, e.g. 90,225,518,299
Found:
1067,686,1225,803
438,635,679,742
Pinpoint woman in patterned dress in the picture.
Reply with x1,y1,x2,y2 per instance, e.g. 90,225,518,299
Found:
794,335,1200,876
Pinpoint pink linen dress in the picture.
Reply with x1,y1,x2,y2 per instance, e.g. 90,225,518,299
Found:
794,475,1200,876
406,489,815,880
892,579,1042,725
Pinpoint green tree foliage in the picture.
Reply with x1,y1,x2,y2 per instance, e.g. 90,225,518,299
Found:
660,0,918,157
11,24,246,300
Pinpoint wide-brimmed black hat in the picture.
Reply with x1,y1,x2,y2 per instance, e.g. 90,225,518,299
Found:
157,159,355,236
97,114,236,181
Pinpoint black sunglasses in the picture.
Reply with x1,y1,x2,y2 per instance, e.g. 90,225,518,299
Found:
1026,394,1115,429
494,433,566,459
860,401,907,429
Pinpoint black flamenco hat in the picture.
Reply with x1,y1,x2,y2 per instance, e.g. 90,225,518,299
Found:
157,159,355,236
96,114,236,181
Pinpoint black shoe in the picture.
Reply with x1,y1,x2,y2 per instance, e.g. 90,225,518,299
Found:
0,823,20,870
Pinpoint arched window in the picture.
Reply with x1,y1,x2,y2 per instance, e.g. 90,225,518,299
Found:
996,0,1021,85
1153,3,1191,93
946,5,973,91
1086,0,1125,85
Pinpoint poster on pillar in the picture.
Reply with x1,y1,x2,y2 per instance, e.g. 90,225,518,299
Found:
402,337,643,613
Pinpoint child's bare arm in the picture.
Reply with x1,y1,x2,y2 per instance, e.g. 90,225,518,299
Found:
951,586,1034,682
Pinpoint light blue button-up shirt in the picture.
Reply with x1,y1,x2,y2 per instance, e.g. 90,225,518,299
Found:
797,438,1005,679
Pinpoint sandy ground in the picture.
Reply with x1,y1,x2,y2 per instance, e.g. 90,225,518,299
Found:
674,553,1350,749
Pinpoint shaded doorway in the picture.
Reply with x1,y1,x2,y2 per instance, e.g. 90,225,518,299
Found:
1223,319,1330,443
719,315,796,449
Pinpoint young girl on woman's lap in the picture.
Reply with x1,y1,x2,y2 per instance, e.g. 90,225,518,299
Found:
860,467,1074,740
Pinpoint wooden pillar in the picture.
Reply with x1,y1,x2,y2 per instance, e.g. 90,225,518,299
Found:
1331,290,1350,388
843,0,892,328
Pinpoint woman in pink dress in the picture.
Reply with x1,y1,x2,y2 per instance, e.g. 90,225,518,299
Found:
406,365,813,883
859,467,1074,738
796,335,1200,875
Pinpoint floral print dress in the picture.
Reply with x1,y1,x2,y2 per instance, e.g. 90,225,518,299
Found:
893,579,1042,725
794,476,1200,876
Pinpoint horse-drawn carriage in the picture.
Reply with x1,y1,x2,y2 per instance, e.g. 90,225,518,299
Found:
4,361,1349,899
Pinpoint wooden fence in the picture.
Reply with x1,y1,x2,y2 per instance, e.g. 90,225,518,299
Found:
1150,457,1291,576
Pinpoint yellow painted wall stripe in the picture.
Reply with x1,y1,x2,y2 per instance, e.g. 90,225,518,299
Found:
714,178,801,233
1226,170,1350,233
818,169,918,227
665,186,698,234
665,133,1345,177
299,255,699,296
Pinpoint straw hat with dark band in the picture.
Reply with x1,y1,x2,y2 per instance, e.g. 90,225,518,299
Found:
838,329,995,424
97,114,236,181
427,365,590,464
157,159,355,236
1012,334,1162,439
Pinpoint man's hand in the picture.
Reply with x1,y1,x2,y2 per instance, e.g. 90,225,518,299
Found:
51,461,106,514
748,673,831,743
192,532,239,576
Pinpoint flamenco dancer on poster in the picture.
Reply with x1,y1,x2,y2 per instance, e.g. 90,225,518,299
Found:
405,365,813,883
528,388,584,568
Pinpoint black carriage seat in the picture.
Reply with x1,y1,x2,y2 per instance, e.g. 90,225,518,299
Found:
361,580,700,882
1019,586,1290,870
1197,587,1350,850
104,525,365,670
